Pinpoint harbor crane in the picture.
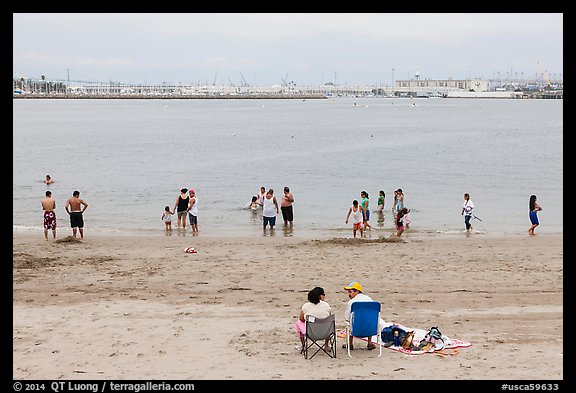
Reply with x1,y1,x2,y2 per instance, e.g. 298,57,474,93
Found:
281,73,296,92
281,73,289,87
239,71,249,87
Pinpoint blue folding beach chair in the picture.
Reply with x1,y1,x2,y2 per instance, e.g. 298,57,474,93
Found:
345,301,382,357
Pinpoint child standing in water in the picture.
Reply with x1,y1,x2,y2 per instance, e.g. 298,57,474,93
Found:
392,190,398,216
395,189,405,213
249,196,259,210
377,190,385,212
396,208,409,237
403,207,412,229
162,206,174,231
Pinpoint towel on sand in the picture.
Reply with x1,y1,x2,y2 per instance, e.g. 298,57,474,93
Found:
338,321,472,355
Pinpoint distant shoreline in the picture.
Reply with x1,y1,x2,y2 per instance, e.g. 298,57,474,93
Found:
13,93,328,100
13,93,563,100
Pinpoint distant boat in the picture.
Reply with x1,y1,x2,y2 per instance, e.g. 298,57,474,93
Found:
414,91,445,99
427,91,444,98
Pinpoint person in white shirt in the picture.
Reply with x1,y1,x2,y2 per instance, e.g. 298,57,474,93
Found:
295,287,332,353
257,186,266,207
461,193,474,233
343,281,385,350
262,189,279,230
188,189,199,233
345,199,365,238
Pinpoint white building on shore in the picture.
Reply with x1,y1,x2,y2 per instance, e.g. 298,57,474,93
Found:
394,78,490,97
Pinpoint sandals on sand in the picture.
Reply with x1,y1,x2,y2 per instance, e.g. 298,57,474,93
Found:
367,344,376,350
341,343,354,350
413,341,435,353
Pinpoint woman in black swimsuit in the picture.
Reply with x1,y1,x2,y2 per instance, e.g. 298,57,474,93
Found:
173,188,189,230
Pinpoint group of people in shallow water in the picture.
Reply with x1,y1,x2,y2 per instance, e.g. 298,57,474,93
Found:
345,189,411,238
163,186,544,239
248,186,295,231
40,176,89,241
162,188,199,233
344,188,543,239
39,174,544,239
164,184,296,234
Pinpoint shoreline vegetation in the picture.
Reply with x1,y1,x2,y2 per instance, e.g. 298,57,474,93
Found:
13,232,563,380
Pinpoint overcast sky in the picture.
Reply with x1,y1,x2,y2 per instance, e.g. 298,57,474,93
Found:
13,13,563,86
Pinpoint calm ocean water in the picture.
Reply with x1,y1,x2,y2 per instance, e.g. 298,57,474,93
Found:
13,97,563,238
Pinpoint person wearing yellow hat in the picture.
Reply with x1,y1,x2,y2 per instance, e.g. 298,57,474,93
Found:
343,281,384,350
344,281,364,293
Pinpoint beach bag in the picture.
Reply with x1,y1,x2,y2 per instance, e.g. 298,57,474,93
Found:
381,326,408,345
422,326,444,349
402,330,415,349
426,326,442,341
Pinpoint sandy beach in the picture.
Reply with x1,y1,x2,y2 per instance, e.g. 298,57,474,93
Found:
12,231,563,381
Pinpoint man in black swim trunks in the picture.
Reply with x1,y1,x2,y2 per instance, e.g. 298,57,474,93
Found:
65,190,89,239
